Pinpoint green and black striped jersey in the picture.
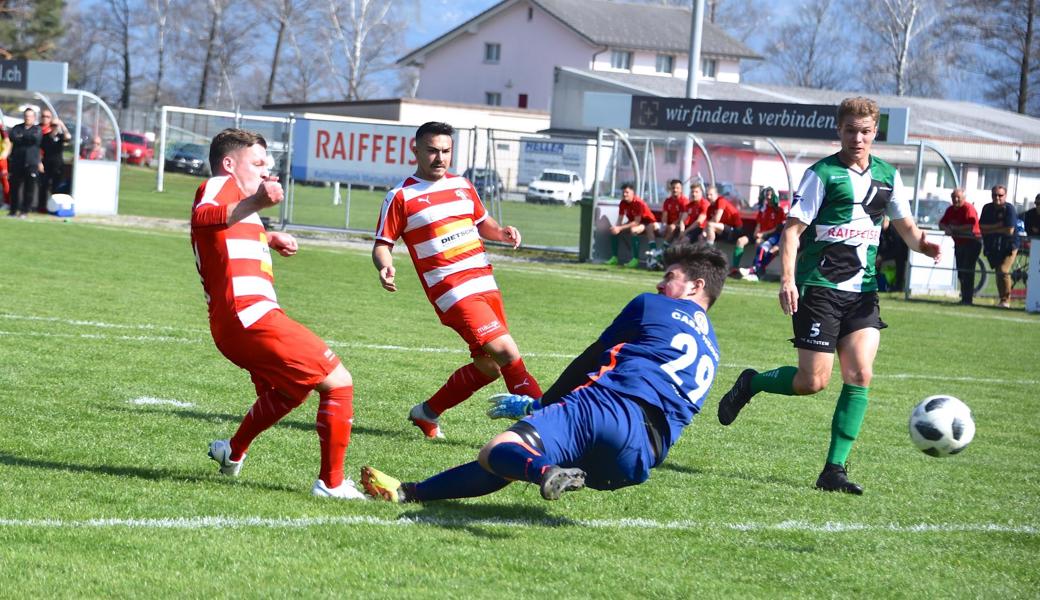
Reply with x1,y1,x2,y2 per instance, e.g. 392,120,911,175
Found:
788,154,911,292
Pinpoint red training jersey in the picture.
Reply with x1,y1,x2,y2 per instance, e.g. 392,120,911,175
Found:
939,203,981,245
620,196,657,224
757,203,787,233
711,196,742,228
684,197,710,227
191,176,280,334
661,195,689,225
375,173,496,315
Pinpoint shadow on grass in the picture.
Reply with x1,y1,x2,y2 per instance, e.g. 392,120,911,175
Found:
0,450,300,494
398,499,579,539
100,404,480,449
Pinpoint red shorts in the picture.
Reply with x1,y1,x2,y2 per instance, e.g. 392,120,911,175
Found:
439,291,510,357
212,309,341,401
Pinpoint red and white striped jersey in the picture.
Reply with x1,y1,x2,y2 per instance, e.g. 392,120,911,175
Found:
375,173,496,315
190,176,279,332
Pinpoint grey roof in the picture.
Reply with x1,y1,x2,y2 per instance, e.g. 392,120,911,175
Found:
399,0,761,64
560,67,1040,145
531,0,761,58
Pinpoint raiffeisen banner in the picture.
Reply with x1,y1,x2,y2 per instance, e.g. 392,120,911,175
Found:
292,119,442,186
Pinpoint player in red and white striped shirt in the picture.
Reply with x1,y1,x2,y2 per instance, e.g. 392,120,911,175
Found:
373,122,542,439
193,129,364,500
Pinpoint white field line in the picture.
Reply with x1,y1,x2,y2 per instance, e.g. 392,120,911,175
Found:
1,314,1037,386
129,397,194,408
0,515,1034,534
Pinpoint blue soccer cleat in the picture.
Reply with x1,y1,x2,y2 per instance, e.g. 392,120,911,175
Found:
486,393,539,420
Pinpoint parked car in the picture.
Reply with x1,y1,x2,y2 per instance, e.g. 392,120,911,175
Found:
913,197,951,229
462,167,504,198
525,169,584,206
112,131,155,166
165,143,210,176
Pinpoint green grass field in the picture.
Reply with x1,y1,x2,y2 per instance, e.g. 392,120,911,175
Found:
1,201,1038,597
125,166,582,249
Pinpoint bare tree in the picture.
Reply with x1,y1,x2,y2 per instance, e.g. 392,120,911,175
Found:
766,0,846,89
254,0,313,105
851,0,948,97
96,0,134,109
322,0,401,100
149,0,175,106
948,0,1039,115
707,0,772,44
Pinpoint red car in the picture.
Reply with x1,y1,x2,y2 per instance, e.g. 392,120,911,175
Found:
112,131,154,166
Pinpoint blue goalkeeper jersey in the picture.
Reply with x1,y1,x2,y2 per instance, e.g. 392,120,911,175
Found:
593,292,720,446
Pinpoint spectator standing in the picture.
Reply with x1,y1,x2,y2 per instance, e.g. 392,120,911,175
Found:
979,185,1018,308
38,109,71,212
683,182,710,242
659,179,689,247
7,108,42,218
939,188,982,305
606,183,659,268
1023,193,1040,238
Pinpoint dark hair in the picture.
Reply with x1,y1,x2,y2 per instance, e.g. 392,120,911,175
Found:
668,179,682,187
415,121,455,142
621,183,635,192
663,243,727,308
210,128,266,173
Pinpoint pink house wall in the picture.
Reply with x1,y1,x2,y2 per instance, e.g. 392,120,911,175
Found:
415,1,599,111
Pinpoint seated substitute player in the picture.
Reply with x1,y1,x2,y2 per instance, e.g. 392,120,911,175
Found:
605,183,659,268
703,185,750,272
659,179,689,247
373,121,542,440
683,182,710,243
716,97,941,495
194,129,364,500
360,243,727,503
738,186,787,282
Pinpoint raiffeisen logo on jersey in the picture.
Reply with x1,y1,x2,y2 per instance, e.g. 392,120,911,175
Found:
817,225,880,243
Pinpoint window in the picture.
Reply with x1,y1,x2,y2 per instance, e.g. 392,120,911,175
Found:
665,148,678,164
655,54,674,74
701,58,717,78
518,93,528,109
610,50,632,70
485,92,502,106
978,166,1008,190
929,166,956,190
484,43,501,63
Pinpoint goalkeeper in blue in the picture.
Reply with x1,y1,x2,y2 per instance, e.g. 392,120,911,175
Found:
361,243,726,502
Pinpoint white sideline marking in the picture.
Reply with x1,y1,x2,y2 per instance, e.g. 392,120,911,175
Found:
1,314,1037,385
130,397,194,408
0,515,1034,534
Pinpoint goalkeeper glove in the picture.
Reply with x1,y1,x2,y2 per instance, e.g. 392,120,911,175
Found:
486,393,541,420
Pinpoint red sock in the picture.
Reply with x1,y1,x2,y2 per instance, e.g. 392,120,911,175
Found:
229,388,306,461
317,386,353,488
501,358,542,397
426,363,496,415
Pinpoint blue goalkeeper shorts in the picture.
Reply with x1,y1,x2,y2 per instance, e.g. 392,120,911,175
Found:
523,384,656,491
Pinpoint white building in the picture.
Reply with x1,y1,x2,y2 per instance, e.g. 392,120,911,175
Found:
398,0,761,111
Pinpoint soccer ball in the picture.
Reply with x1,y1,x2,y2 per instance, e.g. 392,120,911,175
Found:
908,395,975,457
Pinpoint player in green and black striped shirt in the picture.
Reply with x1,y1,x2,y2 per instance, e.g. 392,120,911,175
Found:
717,97,941,494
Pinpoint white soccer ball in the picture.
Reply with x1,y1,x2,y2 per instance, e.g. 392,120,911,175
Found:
908,395,975,457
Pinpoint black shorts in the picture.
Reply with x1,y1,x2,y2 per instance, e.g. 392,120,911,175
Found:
717,225,744,243
791,286,887,353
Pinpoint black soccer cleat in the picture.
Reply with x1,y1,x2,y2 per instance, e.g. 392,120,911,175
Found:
718,368,757,425
540,466,586,501
815,462,864,495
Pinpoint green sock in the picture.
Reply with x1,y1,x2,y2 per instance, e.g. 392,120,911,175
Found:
732,246,745,266
750,366,797,396
649,241,658,251
826,384,869,465
611,235,619,257
632,237,641,257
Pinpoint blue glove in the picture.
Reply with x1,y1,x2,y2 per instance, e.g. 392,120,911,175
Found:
486,393,541,420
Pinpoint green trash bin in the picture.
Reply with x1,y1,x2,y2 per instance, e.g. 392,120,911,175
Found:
578,196,594,262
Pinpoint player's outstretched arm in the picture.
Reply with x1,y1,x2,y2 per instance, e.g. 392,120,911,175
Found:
477,216,521,249
892,216,941,261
